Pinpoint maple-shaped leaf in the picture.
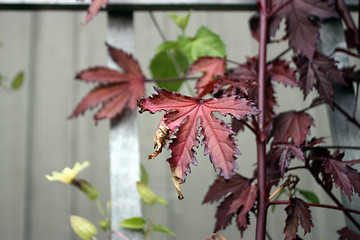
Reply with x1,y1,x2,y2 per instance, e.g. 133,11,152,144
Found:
267,59,299,87
338,227,360,240
69,44,145,121
203,174,252,203
188,57,226,98
214,74,258,97
228,184,258,232
271,111,314,145
138,88,260,182
272,0,338,60
213,193,237,232
309,147,333,192
270,143,305,176
295,52,345,105
283,198,313,240
83,0,109,25
323,154,360,201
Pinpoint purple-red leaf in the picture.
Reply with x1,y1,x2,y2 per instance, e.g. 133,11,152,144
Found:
188,57,226,98
338,227,360,240
203,174,252,203
84,0,109,25
69,44,145,121
270,143,305,176
295,53,344,104
272,0,338,60
323,157,360,201
268,59,299,87
271,111,314,145
228,184,258,231
138,88,260,182
284,198,313,240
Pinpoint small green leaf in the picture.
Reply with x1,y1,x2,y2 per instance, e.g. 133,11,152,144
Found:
152,224,176,237
178,26,226,62
297,188,320,204
76,179,99,200
140,164,149,185
167,10,192,32
155,41,179,54
119,217,146,230
106,201,111,214
11,71,24,89
70,215,98,240
137,181,157,205
156,197,168,206
149,50,188,92
271,188,286,212
99,218,111,231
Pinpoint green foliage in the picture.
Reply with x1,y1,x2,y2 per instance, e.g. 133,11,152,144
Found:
297,188,320,204
99,218,110,231
11,71,24,89
70,215,98,240
152,224,176,237
140,164,149,185
137,181,158,205
167,10,192,33
77,179,99,200
178,26,226,62
119,217,146,230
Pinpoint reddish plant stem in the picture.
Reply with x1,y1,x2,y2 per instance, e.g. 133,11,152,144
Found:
255,1,269,240
270,200,360,215
333,102,360,129
332,47,360,59
146,77,198,83
307,166,360,231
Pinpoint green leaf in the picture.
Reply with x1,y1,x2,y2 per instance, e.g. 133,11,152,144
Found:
149,50,188,92
140,164,149,185
297,188,320,204
156,197,168,206
99,218,111,231
155,41,179,54
119,217,146,230
137,181,157,205
178,26,226,62
152,224,176,237
167,10,192,32
11,71,24,89
77,179,99,200
271,188,286,212
70,215,98,240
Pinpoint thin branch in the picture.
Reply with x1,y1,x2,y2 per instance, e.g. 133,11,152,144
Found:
241,119,258,135
313,145,360,150
149,11,167,42
287,166,307,171
226,59,242,65
270,200,360,215
332,48,360,59
266,47,291,64
353,82,359,118
333,101,360,129
298,99,325,112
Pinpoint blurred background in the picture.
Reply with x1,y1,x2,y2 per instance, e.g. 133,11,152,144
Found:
0,7,359,240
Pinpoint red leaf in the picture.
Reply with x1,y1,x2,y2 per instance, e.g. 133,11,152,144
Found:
188,57,226,98
284,198,313,240
213,194,236,232
309,147,333,192
267,59,299,87
270,143,305,176
228,184,258,231
271,111,314,145
203,174,252,203
214,74,257,96
138,88,260,181
273,0,338,60
338,227,360,240
84,0,109,25
323,157,360,201
295,52,344,105
69,44,145,120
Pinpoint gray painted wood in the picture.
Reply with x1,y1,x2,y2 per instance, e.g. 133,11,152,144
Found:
107,13,143,240
319,19,360,233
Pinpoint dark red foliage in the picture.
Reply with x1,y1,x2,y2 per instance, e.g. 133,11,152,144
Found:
309,147,333,192
295,53,345,105
267,59,298,87
84,0,109,25
338,227,360,240
69,44,145,121
270,143,305,176
271,111,314,145
283,198,313,240
271,0,338,60
188,57,226,98
203,174,252,203
138,88,260,181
